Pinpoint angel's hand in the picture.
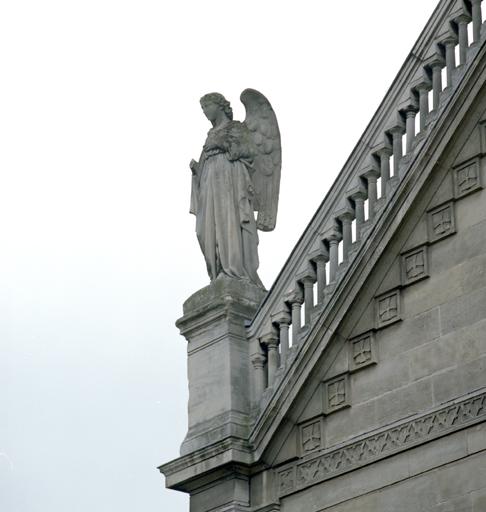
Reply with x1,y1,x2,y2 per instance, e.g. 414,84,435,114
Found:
189,159,198,175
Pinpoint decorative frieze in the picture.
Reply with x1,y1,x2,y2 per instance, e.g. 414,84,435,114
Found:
427,201,456,243
277,390,486,497
278,467,295,496
401,245,429,286
323,374,350,414
349,331,377,372
375,289,401,329
300,418,323,455
453,157,482,198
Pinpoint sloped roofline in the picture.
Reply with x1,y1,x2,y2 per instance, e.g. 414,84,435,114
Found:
248,0,456,334
249,38,486,457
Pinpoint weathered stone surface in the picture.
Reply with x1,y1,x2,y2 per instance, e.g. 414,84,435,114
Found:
176,274,265,455
189,90,281,287
161,3,486,510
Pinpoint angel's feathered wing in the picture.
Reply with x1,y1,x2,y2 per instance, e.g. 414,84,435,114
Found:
241,88,281,232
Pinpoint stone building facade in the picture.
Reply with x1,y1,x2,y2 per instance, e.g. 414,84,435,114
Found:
160,0,486,510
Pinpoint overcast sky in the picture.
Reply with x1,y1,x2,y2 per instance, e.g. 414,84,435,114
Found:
1,1,440,510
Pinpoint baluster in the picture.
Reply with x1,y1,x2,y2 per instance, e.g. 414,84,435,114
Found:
349,187,367,241
285,289,303,345
251,352,267,399
415,79,431,131
361,165,381,219
427,55,445,110
471,0,482,44
261,331,279,386
388,125,404,177
337,209,354,263
310,247,329,304
297,267,316,326
323,228,342,283
442,35,457,87
272,310,291,365
402,104,419,153
455,13,471,65
374,145,392,194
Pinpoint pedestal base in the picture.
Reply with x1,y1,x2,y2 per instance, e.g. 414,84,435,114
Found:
176,275,266,456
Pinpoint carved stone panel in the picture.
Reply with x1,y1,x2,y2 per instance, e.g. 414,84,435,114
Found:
427,201,456,243
277,390,486,497
323,374,350,414
278,467,295,496
401,245,429,286
299,418,323,455
375,289,401,329
349,331,377,372
453,157,482,198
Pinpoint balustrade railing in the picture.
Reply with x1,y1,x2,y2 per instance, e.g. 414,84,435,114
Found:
247,0,485,407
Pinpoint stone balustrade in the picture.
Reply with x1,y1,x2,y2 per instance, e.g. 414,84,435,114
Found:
248,0,485,406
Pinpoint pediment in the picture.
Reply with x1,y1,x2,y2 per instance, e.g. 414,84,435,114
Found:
253,45,486,474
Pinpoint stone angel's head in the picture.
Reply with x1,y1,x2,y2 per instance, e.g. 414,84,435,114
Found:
200,92,233,125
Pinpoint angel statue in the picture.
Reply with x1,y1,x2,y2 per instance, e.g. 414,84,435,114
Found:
189,89,281,289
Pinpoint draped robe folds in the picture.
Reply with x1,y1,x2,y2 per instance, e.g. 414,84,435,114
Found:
190,121,263,287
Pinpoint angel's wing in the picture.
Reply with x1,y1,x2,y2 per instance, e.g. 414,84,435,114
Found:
241,88,281,232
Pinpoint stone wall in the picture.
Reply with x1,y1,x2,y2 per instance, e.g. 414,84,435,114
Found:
271,77,486,512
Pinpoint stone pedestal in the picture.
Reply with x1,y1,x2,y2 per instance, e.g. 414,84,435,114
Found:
176,275,266,456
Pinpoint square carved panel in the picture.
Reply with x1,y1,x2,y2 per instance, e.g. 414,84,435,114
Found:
401,245,429,286
323,374,350,414
349,331,377,372
299,418,323,455
375,289,401,329
453,158,482,199
427,201,456,243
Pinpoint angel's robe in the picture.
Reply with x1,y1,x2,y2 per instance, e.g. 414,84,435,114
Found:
190,120,263,287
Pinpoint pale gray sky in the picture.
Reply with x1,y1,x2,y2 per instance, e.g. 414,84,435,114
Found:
1,1,439,510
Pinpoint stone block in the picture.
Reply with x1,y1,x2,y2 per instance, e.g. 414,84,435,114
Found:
189,474,250,512
377,307,440,360
455,188,486,231
324,399,377,448
431,494,473,512
375,379,433,427
433,452,486,502
440,286,486,336
407,430,467,475
432,358,486,405
467,423,486,455
472,488,486,512
408,339,457,382
351,354,409,405
430,218,486,276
